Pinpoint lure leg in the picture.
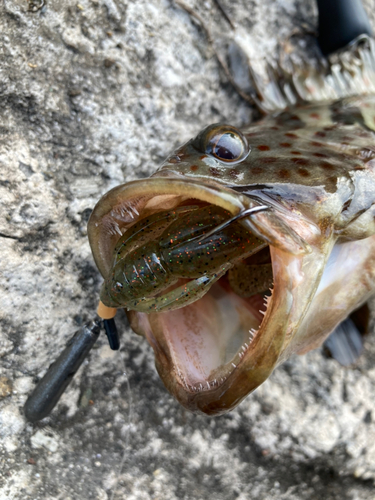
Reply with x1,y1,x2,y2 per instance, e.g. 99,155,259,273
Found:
127,263,232,313
317,0,373,55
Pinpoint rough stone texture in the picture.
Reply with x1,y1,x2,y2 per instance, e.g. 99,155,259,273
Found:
1,0,375,499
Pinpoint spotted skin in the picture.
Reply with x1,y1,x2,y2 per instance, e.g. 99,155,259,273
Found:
157,95,375,238
159,96,375,191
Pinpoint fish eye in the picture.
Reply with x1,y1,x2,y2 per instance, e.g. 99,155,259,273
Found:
195,124,250,163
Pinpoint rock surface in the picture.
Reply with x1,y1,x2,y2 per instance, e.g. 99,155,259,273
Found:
1,0,375,499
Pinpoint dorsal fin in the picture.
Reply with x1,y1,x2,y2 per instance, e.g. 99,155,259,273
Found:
175,0,375,114
228,34,375,113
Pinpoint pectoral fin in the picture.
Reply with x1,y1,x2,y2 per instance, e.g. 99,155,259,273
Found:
324,303,370,366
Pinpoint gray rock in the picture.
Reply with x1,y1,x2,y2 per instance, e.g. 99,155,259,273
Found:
1,0,375,499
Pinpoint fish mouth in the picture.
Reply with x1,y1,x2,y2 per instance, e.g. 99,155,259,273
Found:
88,176,314,415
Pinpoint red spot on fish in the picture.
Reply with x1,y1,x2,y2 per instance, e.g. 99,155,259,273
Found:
290,115,300,121
313,152,328,158
310,141,323,147
257,145,270,151
291,158,309,165
209,167,221,177
314,131,326,138
259,157,278,164
341,136,353,142
310,113,320,119
285,133,298,138
327,175,337,184
270,126,279,130
298,168,310,177
291,151,301,155
279,142,291,148
278,169,290,179
252,167,264,174
229,168,239,179
359,131,371,138
190,165,199,171
320,161,335,171
200,155,207,160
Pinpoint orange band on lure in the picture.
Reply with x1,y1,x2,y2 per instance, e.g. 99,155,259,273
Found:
97,301,117,319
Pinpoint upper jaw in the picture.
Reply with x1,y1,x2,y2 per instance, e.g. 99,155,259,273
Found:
88,175,325,415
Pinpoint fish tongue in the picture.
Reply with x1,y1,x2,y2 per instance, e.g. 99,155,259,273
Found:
149,289,224,386
146,280,266,389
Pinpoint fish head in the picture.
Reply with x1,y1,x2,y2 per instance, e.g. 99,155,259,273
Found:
88,115,375,415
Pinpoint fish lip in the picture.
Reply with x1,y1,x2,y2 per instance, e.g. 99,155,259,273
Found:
88,175,306,415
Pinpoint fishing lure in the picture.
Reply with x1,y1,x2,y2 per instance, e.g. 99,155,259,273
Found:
25,0,375,420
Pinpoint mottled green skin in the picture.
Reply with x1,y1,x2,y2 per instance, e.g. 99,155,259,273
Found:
157,96,375,238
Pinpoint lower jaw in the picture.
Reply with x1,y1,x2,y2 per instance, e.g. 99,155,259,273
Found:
127,259,287,416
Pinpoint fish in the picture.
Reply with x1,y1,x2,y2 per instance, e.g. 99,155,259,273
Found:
88,25,375,416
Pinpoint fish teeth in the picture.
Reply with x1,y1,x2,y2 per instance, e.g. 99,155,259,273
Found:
264,294,271,306
190,376,230,393
248,328,258,343
114,202,139,220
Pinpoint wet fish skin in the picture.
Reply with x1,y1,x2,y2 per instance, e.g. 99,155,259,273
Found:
89,68,375,416
158,96,375,240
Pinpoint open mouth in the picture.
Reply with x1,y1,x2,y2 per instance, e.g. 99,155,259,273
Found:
88,177,309,414
144,268,272,394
